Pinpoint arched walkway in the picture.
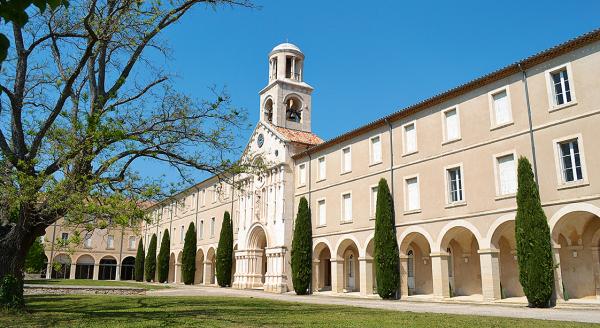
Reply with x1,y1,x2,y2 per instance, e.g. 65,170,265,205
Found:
551,207,600,300
98,256,117,280
489,220,523,298
168,252,176,283
335,238,360,293
51,254,71,279
206,247,216,285
246,225,268,288
439,226,482,298
313,241,332,291
399,231,433,297
120,256,136,281
194,249,204,285
75,254,95,279
364,239,376,295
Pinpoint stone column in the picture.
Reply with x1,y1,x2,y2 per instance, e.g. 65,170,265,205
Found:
399,255,409,298
203,260,212,285
331,259,344,293
552,244,564,301
591,247,600,299
359,257,373,296
478,248,501,301
69,263,76,279
115,264,121,281
430,252,450,299
312,259,320,292
174,264,179,284
93,264,99,280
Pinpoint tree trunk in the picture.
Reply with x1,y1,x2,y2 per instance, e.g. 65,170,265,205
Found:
0,224,38,309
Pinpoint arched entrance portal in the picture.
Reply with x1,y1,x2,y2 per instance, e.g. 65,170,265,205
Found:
120,256,136,281
75,255,95,279
98,256,117,280
313,242,332,291
335,239,360,293
51,254,71,279
365,239,376,295
490,220,523,298
247,225,268,288
205,247,216,285
551,208,600,301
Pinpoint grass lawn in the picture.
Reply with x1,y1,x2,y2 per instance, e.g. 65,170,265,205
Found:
25,279,169,290
1,295,595,328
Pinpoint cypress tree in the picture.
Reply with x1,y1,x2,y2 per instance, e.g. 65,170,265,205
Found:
515,156,554,307
216,212,233,287
157,229,170,283
291,196,312,295
374,178,400,299
144,234,157,282
182,222,197,285
134,238,145,282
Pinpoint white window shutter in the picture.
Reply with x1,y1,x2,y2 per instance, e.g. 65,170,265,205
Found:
372,137,381,162
343,148,351,171
405,124,416,153
494,91,510,125
407,179,419,210
318,201,326,225
498,155,516,195
445,110,458,140
343,194,352,220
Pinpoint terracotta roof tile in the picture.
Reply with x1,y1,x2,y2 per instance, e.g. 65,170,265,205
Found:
273,126,324,145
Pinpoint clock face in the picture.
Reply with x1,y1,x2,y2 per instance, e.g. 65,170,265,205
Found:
257,134,264,148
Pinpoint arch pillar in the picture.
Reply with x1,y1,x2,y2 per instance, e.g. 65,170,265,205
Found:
478,248,501,301
331,259,344,293
69,263,76,279
591,247,600,299
359,257,373,296
312,259,320,292
553,244,564,301
399,255,409,298
430,252,450,299
264,247,287,293
203,260,213,285
115,264,121,281
92,263,99,280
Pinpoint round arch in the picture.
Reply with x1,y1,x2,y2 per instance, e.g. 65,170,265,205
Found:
75,254,95,280
194,248,205,285
98,256,117,280
399,226,435,255
313,239,333,291
120,256,136,281
246,223,270,250
549,203,600,235
313,238,333,258
435,220,483,252
483,213,516,249
51,253,71,279
334,234,363,260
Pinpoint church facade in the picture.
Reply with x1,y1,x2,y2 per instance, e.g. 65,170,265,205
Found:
45,29,600,302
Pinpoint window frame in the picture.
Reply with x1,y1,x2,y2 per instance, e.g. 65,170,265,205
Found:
317,156,326,181
298,163,307,187
317,198,327,227
552,134,588,189
369,134,383,166
488,86,513,130
210,217,216,238
340,146,352,174
402,120,418,156
441,106,461,144
403,174,421,214
129,236,136,250
545,62,577,112
492,150,518,199
444,163,466,207
340,192,353,223
369,184,378,220
199,220,204,240
107,235,114,249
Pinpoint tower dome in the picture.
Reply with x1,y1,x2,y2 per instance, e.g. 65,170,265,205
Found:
270,43,302,55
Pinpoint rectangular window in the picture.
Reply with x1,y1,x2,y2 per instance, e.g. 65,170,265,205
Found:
406,177,420,211
341,147,351,173
559,139,583,182
403,122,417,154
551,69,572,106
129,236,136,250
298,163,306,186
199,220,204,239
107,235,114,249
447,167,463,203
180,225,184,243
61,232,68,241
497,154,516,195
318,199,326,226
443,108,460,142
342,193,352,222
210,217,215,237
318,157,326,180
370,186,378,218
370,136,382,164
492,90,511,126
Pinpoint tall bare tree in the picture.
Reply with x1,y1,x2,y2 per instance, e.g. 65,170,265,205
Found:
0,0,254,308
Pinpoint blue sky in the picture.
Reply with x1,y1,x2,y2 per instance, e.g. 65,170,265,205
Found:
138,0,600,187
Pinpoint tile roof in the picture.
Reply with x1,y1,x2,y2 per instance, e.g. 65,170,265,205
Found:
273,126,324,146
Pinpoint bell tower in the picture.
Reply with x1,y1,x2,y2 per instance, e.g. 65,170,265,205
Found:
259,43,313,132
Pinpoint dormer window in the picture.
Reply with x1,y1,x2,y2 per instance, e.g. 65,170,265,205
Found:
286,97,302,123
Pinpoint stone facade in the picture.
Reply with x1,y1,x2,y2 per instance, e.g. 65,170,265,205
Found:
44,30,600,303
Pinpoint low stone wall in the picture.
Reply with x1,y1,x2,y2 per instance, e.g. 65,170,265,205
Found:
24,284,146,296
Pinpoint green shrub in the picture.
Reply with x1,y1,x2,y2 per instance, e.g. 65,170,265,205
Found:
374,178,400,299
157,230,170,283
182,222,197,285
135,238,145,282
0,274,24,310
144,234,157,282
515,156,554,307
24,237,46,274
291,197,312,295
216,212,233,287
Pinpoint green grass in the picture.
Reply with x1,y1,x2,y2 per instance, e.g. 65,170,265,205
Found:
25,279,169,290
1,295,596,328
